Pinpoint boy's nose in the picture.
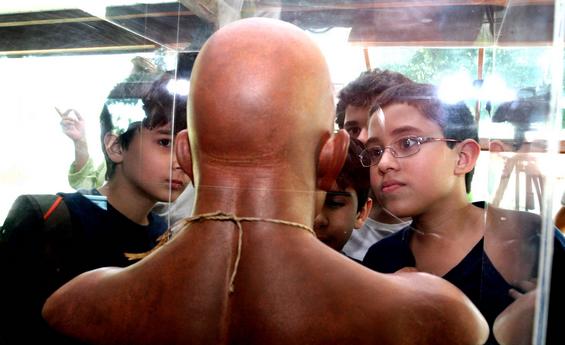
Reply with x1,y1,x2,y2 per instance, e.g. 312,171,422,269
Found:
377,148,399,174
313,213,328,231
357,128,369,144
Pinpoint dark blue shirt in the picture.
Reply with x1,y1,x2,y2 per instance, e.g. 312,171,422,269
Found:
363,209,565,345
0,191,167,344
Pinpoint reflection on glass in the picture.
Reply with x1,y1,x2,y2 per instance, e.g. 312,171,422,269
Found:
0,1,563,344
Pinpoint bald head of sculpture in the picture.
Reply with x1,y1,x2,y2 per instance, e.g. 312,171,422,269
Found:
175,18,348,192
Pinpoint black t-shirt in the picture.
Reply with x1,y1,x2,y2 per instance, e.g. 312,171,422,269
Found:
363,230,512,345
0,192,167,344
363,217,565,345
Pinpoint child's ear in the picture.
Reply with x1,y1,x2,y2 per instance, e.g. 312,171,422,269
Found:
455,139,481,175
354,197,373,229
175,129,194,182
104,133,123,163
317,129,349,191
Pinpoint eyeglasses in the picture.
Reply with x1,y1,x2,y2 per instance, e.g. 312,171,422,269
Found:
359,136,459,167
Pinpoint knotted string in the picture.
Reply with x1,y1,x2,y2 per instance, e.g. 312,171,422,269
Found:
125,211,316,293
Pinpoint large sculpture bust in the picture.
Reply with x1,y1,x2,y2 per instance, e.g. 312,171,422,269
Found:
43,17,488,345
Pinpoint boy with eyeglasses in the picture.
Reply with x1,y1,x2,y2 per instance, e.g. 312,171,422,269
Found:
336,69,413,261
361,82,565,344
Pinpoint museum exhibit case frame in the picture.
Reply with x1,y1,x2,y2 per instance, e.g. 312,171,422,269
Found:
1,1,564,344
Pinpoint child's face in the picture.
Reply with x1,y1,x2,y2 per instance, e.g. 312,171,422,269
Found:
344,105,370,143
367,103,459,218
314,186,361,251
120,124,189,203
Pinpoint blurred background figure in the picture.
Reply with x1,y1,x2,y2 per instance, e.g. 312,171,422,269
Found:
57,107,106,190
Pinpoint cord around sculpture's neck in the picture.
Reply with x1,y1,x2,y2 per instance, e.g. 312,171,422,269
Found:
125,211,316,294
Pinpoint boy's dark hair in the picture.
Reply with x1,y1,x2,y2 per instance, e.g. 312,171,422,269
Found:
100,72,188,180
374,82,478,193
336,69,412,129
335,138,370,212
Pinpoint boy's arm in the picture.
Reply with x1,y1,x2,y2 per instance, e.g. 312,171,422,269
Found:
58,108,89,171
68,159,106,190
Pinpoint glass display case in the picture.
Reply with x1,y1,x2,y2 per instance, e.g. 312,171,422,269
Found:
1,1,563,344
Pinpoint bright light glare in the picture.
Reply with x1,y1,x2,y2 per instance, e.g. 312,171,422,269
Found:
306,28,366,88
107,100,146,131
481,75,516,103
437,72,517,104
437,71,474,104
167,79,190,95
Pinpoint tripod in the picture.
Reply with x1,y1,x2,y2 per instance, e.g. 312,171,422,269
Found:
492,152,544,212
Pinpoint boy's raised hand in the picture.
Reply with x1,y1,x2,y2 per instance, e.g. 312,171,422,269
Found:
56,107,86,143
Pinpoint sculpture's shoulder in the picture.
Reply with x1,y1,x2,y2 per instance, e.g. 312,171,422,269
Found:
381,271,490,345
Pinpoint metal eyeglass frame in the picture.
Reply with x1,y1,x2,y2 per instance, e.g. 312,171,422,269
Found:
358,136,460,167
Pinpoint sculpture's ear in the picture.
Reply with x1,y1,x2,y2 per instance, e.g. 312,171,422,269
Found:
175,129,193,182
317,129,349,191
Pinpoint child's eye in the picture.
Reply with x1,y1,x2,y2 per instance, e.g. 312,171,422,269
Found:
325,197,345,209
158,139,172,147
397,137,419,150
345,126,361,138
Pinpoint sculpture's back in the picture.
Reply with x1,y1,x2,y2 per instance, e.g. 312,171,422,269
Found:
43,17,488,345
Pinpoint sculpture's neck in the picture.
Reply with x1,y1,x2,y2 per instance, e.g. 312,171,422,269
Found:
191,182,320,229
